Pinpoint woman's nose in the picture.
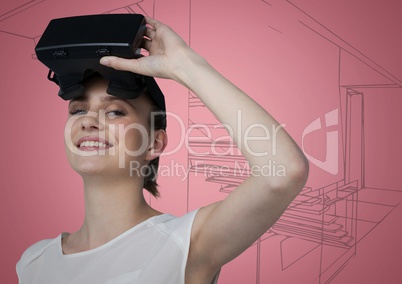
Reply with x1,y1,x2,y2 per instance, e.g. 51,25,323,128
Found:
80,113,105,131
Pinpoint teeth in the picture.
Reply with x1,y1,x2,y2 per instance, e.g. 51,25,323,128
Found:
79,141,108,148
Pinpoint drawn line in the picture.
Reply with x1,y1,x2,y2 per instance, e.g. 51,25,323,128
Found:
364,187,402,193
338,47,346,190
261,0,272,7
103,1,143,14
268,25,282,33
0,0,45,23
136,3,149,16
287,0,402,86
0,29,34,40
280,239,320,270
341,84,400,89
299,20,400,88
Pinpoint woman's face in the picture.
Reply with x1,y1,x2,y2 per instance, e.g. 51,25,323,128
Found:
64,77,156,177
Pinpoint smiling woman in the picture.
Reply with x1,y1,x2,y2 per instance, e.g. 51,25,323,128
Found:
64,72,167,197
16,15,308,284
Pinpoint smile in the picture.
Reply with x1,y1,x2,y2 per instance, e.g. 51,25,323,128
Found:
76,136,114,151
79,141,108,148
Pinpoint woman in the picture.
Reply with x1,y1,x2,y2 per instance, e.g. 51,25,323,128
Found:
17,16,309,283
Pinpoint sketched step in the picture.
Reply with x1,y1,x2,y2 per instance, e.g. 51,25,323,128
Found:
276,215,343,233
270,223,354,248
290,203,331,215
282,211,338,225
290,194,322,206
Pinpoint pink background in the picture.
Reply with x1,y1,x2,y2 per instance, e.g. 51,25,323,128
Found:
2,0,402,283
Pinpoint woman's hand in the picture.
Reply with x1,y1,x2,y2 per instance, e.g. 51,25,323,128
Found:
99,16,200,83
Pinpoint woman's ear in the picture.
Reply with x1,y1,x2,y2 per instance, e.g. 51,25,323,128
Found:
145,129,168,161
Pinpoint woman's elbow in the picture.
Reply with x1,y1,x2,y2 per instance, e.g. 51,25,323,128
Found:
268,158,310,194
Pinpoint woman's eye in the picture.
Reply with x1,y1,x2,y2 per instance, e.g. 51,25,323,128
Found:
69,108,87,115
107,109,126,118
68,108,125,117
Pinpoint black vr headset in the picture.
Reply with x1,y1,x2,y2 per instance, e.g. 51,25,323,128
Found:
35,14,166,111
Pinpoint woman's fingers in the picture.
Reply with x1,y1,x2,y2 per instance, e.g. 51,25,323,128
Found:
98,16,187,80
145,27,156,40
100,56,141,73
144,16,161,29
141,38,152,51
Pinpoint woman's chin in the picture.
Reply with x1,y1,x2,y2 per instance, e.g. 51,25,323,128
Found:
71,161,112,176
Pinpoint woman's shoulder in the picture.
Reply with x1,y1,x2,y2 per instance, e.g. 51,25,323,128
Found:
149,209,200,247
152,209,200,232
16,235,60,276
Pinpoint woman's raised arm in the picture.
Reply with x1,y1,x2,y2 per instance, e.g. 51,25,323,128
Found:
100,16,309,274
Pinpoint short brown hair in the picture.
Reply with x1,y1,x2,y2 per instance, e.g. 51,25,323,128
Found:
142,88,167,198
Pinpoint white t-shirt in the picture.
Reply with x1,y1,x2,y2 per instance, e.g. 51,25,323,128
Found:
16,209,220,284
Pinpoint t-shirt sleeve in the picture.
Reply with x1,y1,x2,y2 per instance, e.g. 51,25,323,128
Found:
158,209,200,283
169,209,221,284
16,238,54,282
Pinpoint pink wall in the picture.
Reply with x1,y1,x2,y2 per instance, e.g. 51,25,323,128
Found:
1,0,401,283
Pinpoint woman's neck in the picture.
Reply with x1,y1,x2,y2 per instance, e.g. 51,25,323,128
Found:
64,175,161,252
